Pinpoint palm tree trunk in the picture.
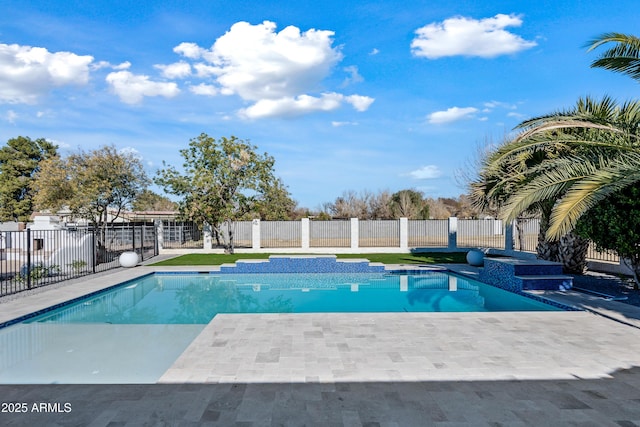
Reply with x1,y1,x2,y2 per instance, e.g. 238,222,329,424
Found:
228,219,235,254
536,207,560,262
558,231,590,274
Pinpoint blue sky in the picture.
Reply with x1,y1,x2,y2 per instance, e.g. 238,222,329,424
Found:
1,1,638,210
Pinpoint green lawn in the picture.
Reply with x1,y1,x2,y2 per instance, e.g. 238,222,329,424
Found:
150,252,467,266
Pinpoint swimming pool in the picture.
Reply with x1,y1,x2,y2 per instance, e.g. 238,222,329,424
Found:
0,271,564,383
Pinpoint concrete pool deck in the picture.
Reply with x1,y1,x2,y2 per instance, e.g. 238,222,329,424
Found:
2,261,640,425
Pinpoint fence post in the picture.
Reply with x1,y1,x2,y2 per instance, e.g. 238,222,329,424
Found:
252,219,261,249
132,224,137,255
140,224,145,262
26,228,31,289
350,218,359,250
448,217,458,250
155,220,162,252
504,220,514,252
399,218,408,250
203,222,212,250
301,218,310,249
92,229,97,273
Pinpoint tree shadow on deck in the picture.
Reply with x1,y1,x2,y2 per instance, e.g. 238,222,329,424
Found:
2,366,640,426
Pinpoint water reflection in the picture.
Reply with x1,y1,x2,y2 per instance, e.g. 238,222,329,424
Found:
25,272,557,326
171,278,295,323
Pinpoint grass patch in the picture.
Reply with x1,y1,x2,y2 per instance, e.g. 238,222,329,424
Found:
335,253,467,264
150,252,467,266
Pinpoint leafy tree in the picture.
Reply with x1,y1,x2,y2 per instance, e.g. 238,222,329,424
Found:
155,133,285,253
389,189,429,219
249,177,297,220
0,136,58,222
132,189,178,212
33,145,149,249
576,184,640,288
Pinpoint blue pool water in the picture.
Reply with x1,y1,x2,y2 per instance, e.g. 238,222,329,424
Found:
27,272,560,325
0,271,562,384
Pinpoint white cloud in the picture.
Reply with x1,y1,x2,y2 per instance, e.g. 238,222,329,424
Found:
409,165,442,180
92,60,131,71
342,65,363,86
428,106,478,124
211,21,342,99
369,48,380,55
105,70,180,104
119,146,141,156
0,43,93,104
113,61,132,70
240,93,344,119
345,95,374,111
173,42,207,59
174,21,373,118
193,63,220,78
411,14,537,59
484,100,516,109
331,121,358,127
189,83,219,96
480,100,524,120
239,92,375,119
154,61,191,79
5,109,18,123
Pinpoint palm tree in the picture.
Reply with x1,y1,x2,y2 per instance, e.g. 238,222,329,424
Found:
499,96,640,240
470,96,640,272
469,130,578,268
471,35,640,274
588,33,640,81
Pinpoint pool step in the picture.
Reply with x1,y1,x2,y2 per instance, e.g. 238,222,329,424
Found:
220,255,386,274
515,275,573,291
479,258,573,292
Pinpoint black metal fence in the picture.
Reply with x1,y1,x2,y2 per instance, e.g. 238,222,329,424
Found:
161,221,203,249
0,223,157,298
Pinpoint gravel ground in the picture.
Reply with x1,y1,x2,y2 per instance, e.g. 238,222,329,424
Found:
571,271,640,307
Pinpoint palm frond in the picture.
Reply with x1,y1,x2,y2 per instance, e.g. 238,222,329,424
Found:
499,157,598,223
516,120,622,140
517,96,620,129
547,152,640,238
586,33,640,81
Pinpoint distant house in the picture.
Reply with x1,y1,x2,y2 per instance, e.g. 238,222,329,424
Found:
29,209,180,227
